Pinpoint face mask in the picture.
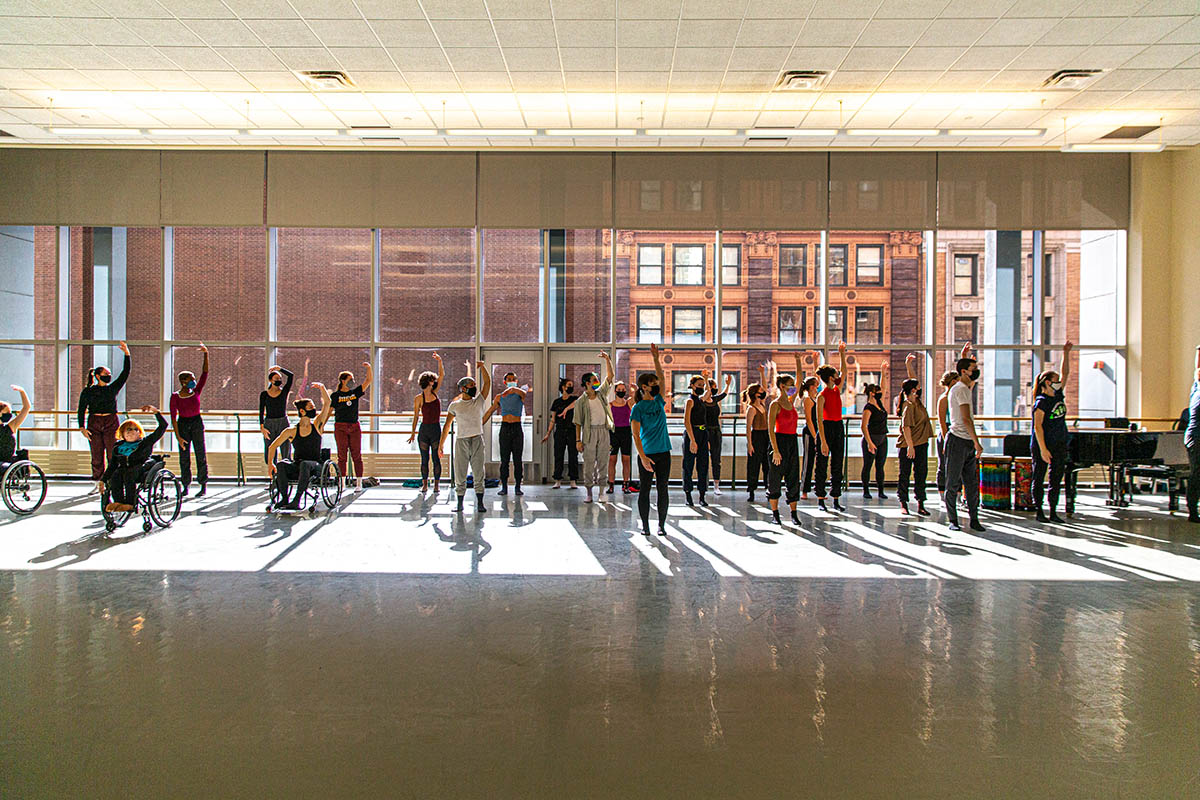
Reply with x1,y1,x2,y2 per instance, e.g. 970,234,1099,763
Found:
590,383,601,392
785,387,797,397
692,386,704,396
271,379,282,387
507,381,518,389
0,412,10,424
97,373,110,384
649,385,661,397
1049,381,1063,392
615,389,626,398
464,386,477,398
305,408,317,418
564,386,573,395
186,380,196,391
969,368,981,381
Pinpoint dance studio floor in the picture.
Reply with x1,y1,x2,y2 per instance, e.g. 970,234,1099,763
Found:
1,481,1198,798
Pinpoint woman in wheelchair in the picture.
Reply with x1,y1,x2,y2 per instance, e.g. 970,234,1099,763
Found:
267,383,332,511
103,407,167,514
0,385,32,467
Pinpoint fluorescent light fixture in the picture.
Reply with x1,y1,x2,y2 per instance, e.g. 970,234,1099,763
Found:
49,127,140,135
645,129,739,136
248,128,339,136
747,128,837,137
545,129,635,136
948,128,1045,137
148,128,239,136
1062,142,1164,152
846,128,940,137
351,128,440,137
446,128,537,136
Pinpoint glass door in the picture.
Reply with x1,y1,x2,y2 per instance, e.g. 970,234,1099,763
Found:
481,349,542,481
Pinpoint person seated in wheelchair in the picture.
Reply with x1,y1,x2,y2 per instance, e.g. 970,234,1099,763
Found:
103,406,167,514
266,383,332,511
0,384,33,468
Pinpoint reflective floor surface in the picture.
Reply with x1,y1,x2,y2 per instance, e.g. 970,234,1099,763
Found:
1,482,1198,798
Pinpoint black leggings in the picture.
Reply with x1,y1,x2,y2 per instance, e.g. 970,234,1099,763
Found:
417,422,442,483
498,421,523,487
861,434,887,494
682,427,709,497
1188,442,1199,518
802,429,817,495
767,433,800,505
898,441,929,504
638,451,671,531
746,429,771,493
274,459,319,507
1032,442,1068,512
176,414,208,489
815,420,844,499
109,461,153,506
709,428,722,482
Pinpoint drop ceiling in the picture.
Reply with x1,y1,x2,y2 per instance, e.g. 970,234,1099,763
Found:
0,0,1197,149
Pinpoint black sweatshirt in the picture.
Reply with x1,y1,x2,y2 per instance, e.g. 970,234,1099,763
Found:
102,412,167,481
258,367,295,425
77,354,131,428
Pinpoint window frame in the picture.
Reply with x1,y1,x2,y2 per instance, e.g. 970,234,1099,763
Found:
671,306,706,344
954,315,978,346
827,244,848,287
953,252,978,297
827,305,847,345
854,306,884,345
637,243,665,286
636,305,664,343
855,244,884,286
778,306,807,345
672,243,706,287
721,243,741,286
720,305,740,344
778,243,807,287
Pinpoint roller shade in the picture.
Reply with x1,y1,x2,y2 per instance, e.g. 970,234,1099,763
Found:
478,153,612,228
0,149,60,223
937,152,1130,230
615,153,718,230
829,152,936,230
55,149,160,226
267,152,476,227
717,153,827,230
161,150,265,226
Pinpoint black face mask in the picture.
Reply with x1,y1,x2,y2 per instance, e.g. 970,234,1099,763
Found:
564,386,573,395
464,386,477,398
969,368,981,381
614,390,626,398
271,378,282,387
649,385,661,397
0,412,10,424
96,373,111,384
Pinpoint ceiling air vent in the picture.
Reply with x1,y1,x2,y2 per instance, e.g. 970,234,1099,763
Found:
1100,125,1160,140
1042,69,1104,90
293,70,356,90
775,70,829,91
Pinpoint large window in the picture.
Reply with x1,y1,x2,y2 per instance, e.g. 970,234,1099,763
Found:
616,232,714,345
482,229,542,343
549,229,609,343
380,228,475,343
69,227,163,341
637,307,663,343
779,244,806,286
721,244,740,286
720,307,740,344
637,244,663,285
779,308,806,345
828,245,848,287
672,244,705,286
672,307,705,343
174,227,267,342
827,307,847,345
276,228,372,343
954,253,977,296
855,244,883,285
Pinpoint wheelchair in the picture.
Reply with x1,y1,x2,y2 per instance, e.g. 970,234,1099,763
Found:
0,449,47,515
101,455,183,534
266,448,342,515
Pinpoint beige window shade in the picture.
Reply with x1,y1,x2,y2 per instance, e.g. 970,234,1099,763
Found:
267,152,475,227
478,153,612,228
829,152,936,230
161,150,265,226
717,153,828,230
615,153,718,230
936,152,1130,230
54,150,161,226
0,149,60,223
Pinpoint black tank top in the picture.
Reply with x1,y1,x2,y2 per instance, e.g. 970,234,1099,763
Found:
293,423,323,462
0,425,14,462
688,394,707,427
866,404,889,436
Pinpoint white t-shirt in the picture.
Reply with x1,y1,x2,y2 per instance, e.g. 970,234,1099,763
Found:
947,381,974,440
586,396,605,425
448,393,488,438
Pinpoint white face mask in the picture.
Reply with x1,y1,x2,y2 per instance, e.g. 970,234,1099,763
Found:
1049,381,1063,392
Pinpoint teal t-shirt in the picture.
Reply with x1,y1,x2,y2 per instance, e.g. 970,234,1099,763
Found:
631,395,670,455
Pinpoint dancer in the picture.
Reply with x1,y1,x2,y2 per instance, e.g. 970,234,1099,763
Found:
943,352,985,532
859,382,888,499
632,343,671,537
259,363,295,464
936,343,972,497
169,343,209,498
896,354,933,517
743,380,770,502
484,371,526,496
607,380,635,494
767,352,806,526
704,374,732,495
77,341,131,494
1187,344,1200,523
1031,341,1073,523
407,353,443,494
814,342,848,512
332,361,373,491
574,353,615,503
542,377,579,489
800,373,820,500
0,386,32,465
103,406,167,514
267,383,332,511
682,372,713,506
439,362,491,514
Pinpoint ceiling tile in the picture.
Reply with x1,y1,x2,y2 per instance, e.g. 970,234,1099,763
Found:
282,0,363,18
189,72,257,91
121,20,205,47
559,47,616,70
184,20,262,48
1139,69,1200,90
1037,16,1122,46
1002,0,1069,18
794,19,867,47
0,44,67,68
1122,43,1196,68
619,47,675,70
555,20,617,47
492,20,558,47
420,0,490,18
555,0,616,20
79,19,147,47
76,69,154,90
42,45,124,70
400,71,462,91
897,47,965,70
926,70,993,89
857,18,931,46
809,0,882,17
744,0,814,16
217,0,298,16
984,69,1050,89
1158,17,1200,44
388,48,451,70
483,0,553,18
155,0,236,17
916,18,994,46
244,20,322,48
159,46,236,71
823,70,887,90
242,70,308,90
672,47,731,71
719,71,778,90
875,0,954,17
456,72,514,91
1091,68,1166,90
509,72,563,90
501,47,560,71
674,20,738,47
668,71,725,90
1075,44,1147,70
23,69,97,89
952,46,1017,71
328,48,395,71
981,18,1047,46
616,20,671,47
564,71,615,90
369,20,441,48
939,0,1010,15
89,0,172,17
681,0,747,18
0,17,90,45
309,20,377,48
784,47,848,70
1069,0,1151,15
618,0,683,19
102,45,176,70
1004,45,1085,70
444,47,508,71
838,47,907,71
353,0,427,18
735,19,805,47
1100,15,1190,45
725,47,788,71
269,47,335,70
430,20,499,48
877,70,940,90
212,46,283,71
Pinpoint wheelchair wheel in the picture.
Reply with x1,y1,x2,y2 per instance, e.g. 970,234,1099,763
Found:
2,460,46,515
319,460,342,509
146,469,182,528
100,488,133,531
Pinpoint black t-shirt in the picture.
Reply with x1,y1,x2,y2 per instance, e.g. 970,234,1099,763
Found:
1032,390,1068,448
331,386,365,424
866,404,889,436
703,392,728,428
551,396,575,431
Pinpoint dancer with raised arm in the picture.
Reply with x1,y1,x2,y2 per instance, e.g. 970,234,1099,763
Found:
259,363,294,464
767,351,806,526
704,374,733,495
1031,341,1073,523
0,386,32,466
743,377,770,503
632,343,671,537
439,362,491,514
574,353,615,504
267,383,333,511
542,377,579,489
331,361,373,491
944,352,985,532
814,342,848,512
408,353,444,494
169,343,209,498
484,370,527,497
859,382,888,500
896,353,933,517
607,379,635,495
682,371,713,507
78,341,131,494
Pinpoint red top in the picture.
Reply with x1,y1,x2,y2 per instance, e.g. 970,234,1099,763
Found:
420,396,441,425
774,404,798,435
820,385,842,422
169,371,207,422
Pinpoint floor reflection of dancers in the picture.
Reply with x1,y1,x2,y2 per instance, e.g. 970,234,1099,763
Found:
434,516,491,572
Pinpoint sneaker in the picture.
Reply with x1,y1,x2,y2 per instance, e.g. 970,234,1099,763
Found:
699,495,709,507
713,486,722,496
104,502,120,513
878,492,889,500
1049,513,1065,524
948,522,963,532
625,483,638,493
863,491,872,500
818,500,828,512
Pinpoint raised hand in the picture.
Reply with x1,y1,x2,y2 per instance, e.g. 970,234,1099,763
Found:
432,352,442,363
199,343,208,354
141,405,158,413
311,382,326,391
118,341,130,356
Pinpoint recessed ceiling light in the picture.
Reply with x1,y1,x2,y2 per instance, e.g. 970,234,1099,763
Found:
846,129,940,137
748,128,838,137
1099,125,1160,140
1062,142,1164,152
545,129,635,136
645,129,738,136
48,127,141,135
248,129,339,136
947,128,1045,137
148,128,239,136
446,129,537,136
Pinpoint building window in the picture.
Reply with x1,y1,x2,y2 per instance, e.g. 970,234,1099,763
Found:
779,307,806,344
1042,315,1053,345
721,244,740,286
954,253,977,296
856,244,883,285
827,306,847,344
828,245,848,287
638,244,663,285
854,307,883,344
954,316,977,345
673,244,705,286
672,307,705,343
1043,251,1054,297
637,307,663,343
720,306,740,344
639,180,661,211
779,244,806,286
720,371,740,414
676,180,703,212
671,372,694,414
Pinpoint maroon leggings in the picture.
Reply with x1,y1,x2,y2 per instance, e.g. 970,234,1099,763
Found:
87,414,120,481
334,422,363,477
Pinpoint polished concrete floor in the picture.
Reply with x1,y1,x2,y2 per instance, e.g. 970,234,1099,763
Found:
1,481,1198,798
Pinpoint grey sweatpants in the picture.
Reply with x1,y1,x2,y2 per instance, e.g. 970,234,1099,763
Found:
263,416,291,464
454,434,486,497
580,426,608,489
